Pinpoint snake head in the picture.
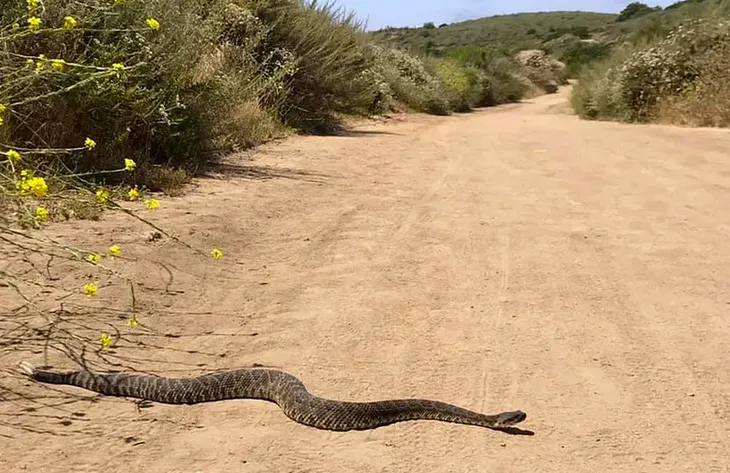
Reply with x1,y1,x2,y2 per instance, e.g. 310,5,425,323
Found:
494,410,527,427
18,361,37,378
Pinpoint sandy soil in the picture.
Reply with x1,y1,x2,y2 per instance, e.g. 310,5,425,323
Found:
1,87,729,472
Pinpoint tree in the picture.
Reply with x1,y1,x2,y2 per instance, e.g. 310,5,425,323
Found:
423,21,436,29
617,2,657,22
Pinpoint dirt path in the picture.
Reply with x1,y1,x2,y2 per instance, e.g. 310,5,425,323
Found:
2,87,730,472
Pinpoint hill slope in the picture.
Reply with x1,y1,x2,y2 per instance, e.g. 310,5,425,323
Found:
370,11,618,53
370,1,728,55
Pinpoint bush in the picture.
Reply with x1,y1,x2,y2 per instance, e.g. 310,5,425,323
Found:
243,0,374,132
1,0,537,205
571,18,730,125
515,49,568,94
617,2,659,22
441,46,529,104
365,45,451,115
480,57,530,104
424,58,479,112
0,0,302,191
559,41,612,77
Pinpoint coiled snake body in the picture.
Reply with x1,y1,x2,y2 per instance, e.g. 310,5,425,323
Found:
19,362,526,432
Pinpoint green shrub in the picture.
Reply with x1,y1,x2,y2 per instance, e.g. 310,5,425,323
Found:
425,58,478,112
480,57,530,105
366,45,450,115
0,0,295,189
441,46,528,105
571,18,730,125
242,0,374,132
559,41,612,77
617,2,659,22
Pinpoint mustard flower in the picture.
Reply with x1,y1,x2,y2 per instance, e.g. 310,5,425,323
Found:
6,150,20,163
35,206,48,221
63,16,77,30
28,17,42,32
84,283,98,297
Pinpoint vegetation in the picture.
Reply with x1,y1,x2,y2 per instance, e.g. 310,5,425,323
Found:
0,0,539,374
0,0,537,204
571,1,730,127
371,12,618,54
617,2,661,22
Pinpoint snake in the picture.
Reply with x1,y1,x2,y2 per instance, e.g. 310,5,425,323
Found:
18,361,527,432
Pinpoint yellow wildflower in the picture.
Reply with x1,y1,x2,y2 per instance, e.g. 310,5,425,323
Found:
111,63,125,76
63,16,77,30
84,137,96,150
51,59,65,71
27,177,48,198
34,206,48,222
100,333,112,350
95,188,110,203
27,0,39,10
127,316,139,328
0,117,4,126
28,16,42,31
84,283,98,297
25,58,34,68
145,199,159,209
35,60,45,73
127,187,140,201
6,150,21,163
0,104,5,113
124,158,136,171
114,0,126,4
108,245,121,257
87,253,102,265
211,248,223,260
145,18,160,30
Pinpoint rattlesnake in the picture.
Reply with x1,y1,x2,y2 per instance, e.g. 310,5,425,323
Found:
19,362,527,432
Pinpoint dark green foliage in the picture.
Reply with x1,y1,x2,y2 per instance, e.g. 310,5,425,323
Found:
559,42,612,76
617,3,660,22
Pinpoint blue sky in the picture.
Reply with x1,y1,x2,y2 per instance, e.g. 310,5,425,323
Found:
334,1,677,30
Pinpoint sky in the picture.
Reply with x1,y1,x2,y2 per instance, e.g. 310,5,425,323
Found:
334,0,678,31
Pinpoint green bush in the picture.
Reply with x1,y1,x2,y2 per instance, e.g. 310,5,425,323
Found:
1,0,536,200
425,58,479,112
242,0,374,132
366,45,450,115
441,46,529,105
479,57,530,105
559,41,612,77
571,18,730,125
0,0,297,189
617,2,659,22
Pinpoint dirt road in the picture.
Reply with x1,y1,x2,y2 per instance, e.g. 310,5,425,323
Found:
2,87,729,472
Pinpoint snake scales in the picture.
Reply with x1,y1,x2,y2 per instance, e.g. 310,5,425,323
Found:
19,362,527,432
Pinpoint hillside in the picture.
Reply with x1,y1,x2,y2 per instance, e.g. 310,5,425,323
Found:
370,11,618,54
369,0,726,55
